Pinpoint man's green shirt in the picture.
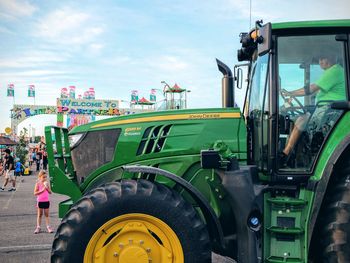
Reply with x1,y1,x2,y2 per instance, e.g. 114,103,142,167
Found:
315,64,346,102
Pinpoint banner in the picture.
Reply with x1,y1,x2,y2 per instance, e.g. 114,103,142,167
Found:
61,87,68,98
131,90,139,102
28,85,35,97
57,98,121,116
69,86,76,99
7,84,14,97
150,89,156,102
11,105,57,123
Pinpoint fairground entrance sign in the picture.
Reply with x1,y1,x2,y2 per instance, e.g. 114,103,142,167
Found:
10,98,153,135
57,98,120,115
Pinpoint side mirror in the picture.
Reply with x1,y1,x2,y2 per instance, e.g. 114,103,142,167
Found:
258,22,272,56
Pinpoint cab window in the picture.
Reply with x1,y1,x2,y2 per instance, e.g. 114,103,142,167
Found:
277,34,346,171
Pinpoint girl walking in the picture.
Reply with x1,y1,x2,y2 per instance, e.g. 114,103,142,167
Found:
33,170,54,234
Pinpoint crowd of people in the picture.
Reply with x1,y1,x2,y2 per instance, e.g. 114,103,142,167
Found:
0,145,53,234
28,147,48,172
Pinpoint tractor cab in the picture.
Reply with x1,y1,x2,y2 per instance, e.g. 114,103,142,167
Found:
240,21,349,182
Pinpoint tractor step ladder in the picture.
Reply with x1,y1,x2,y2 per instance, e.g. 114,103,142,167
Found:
264,195,308,263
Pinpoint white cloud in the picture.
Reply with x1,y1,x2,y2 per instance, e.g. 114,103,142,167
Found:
0,50,70,69
0,0,37,19
0,26,14,35
34,7,104,46
151,55,189,71
87,43,105,55
0,70,72,89
248,0,350,23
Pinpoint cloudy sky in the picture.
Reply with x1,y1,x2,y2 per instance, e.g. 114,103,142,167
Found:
0,0,349,135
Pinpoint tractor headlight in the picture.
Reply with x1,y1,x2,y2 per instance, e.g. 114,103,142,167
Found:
69,133,84,149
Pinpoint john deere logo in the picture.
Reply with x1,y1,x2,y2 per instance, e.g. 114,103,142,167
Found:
189,113,221,119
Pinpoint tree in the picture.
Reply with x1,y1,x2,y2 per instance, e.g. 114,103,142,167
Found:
16,128,29,165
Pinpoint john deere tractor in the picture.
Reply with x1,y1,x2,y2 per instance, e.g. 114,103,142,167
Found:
46,19,350,262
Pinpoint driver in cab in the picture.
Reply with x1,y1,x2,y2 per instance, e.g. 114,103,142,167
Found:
280,54,346,167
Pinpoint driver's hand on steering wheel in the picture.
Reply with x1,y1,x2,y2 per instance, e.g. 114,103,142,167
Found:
281,89,293,97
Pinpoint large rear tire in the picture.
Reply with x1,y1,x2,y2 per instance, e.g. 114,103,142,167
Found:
51,179,211,263
315,170,350,262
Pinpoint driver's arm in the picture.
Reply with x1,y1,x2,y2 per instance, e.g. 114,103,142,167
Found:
288,84,320,97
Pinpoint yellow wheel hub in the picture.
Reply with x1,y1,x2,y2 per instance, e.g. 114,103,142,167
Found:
84,213,184,263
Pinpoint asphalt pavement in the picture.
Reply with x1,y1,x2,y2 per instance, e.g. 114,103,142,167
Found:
0,169,235,263
0,170,66,263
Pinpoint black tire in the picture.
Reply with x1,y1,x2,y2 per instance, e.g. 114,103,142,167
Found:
315,172,350,262
51,179,211,263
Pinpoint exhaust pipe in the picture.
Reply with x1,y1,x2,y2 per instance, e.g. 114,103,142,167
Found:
216,58,234,108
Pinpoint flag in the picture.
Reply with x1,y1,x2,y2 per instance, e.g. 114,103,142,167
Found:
69,86,76,99
83,91,89,99
7,84,14,97
131,90,139,102
150,89,156,101
88,87,95,99
61,87,68,98
28,85,35,97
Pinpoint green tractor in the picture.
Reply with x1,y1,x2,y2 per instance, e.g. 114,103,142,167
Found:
46,19,350,262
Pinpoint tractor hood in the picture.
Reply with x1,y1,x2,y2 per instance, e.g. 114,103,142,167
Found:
67,107,246,185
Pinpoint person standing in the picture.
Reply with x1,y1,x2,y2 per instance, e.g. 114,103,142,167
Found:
28,149,33,167
33,170,54,234
32,150,37,169
42,151,48,170
14,158,24,183
0,149,16,191
36,149,42,172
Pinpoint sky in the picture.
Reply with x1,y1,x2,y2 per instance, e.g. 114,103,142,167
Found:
0,0,349,136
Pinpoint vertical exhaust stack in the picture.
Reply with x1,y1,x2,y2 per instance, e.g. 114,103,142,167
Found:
216,58,234,108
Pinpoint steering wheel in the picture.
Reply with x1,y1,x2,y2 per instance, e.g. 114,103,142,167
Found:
280,89,307,116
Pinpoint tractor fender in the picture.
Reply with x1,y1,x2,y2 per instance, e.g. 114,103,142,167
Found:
308,133,350,246
122,165,226,254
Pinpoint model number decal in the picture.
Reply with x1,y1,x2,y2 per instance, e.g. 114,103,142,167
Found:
124,127,142,136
